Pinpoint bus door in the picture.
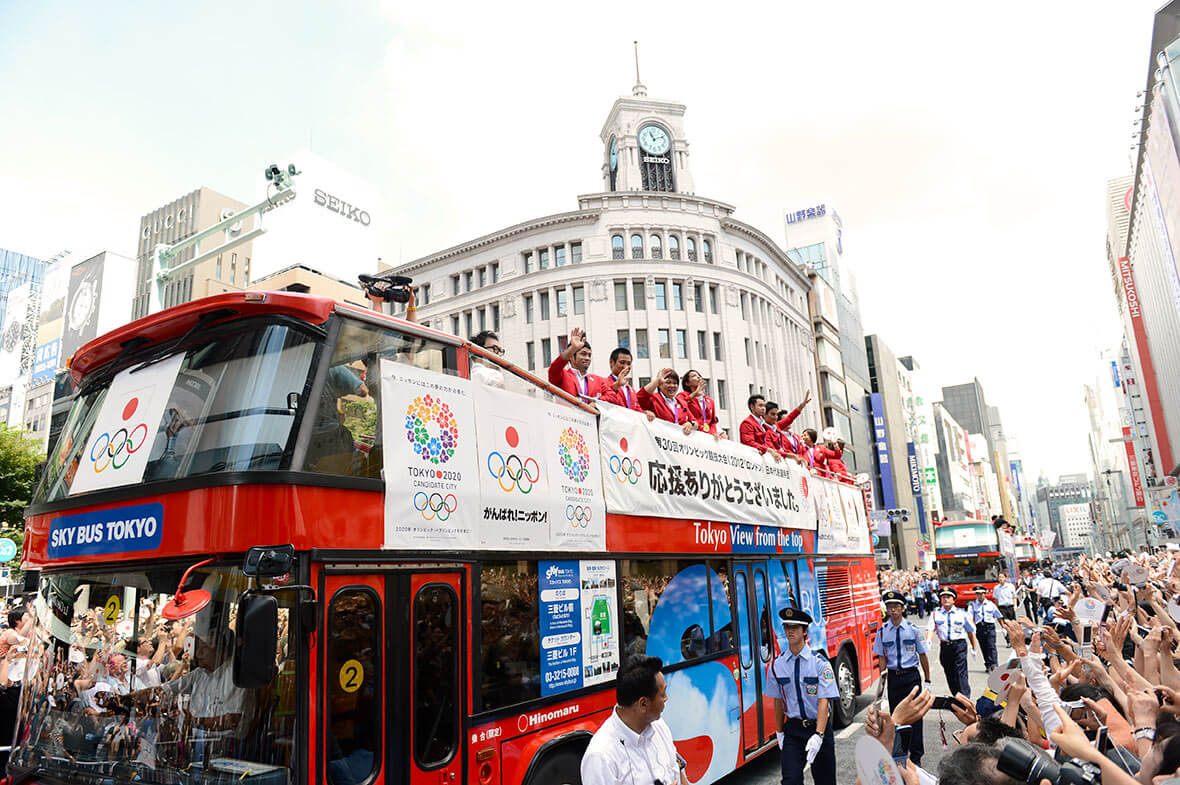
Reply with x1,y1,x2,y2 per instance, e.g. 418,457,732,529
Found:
732,561,778,753
321,569,465,785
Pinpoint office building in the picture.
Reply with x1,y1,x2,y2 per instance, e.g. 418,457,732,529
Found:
1035,475,1094,547
787,205,873,474
132,188,255,318
378,81,818,439
0,247,45,327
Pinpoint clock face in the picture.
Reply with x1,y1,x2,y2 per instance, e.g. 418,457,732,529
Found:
69,281,96,331
638,125,670,155
609,137,618,171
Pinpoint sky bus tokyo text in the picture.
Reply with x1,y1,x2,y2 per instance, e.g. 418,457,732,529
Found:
16,292,882,785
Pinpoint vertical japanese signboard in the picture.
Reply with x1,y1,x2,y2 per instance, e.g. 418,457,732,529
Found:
538,559,619,698
870,393,896,508
1123,426,1146,507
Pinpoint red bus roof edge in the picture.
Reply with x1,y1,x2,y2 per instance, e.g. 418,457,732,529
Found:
69,292,338,382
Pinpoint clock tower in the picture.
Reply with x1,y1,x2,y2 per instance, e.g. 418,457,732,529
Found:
600,80,695,194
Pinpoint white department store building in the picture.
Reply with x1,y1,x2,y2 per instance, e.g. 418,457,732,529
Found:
384,82,819,437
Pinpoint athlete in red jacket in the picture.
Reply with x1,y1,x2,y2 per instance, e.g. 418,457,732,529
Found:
677,369,724,438
739,394,783,460
638,368,696,436
596,347,655,421
548,327,607,400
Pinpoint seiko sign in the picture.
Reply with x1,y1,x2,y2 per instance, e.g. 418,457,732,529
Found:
314,189,371,226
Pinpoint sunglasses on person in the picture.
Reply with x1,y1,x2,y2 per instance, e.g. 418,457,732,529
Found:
485,345,505,356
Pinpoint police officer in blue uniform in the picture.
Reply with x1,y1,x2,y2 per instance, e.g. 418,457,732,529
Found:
927,588,978,699
968,585,1003,672
872,590,932,766
766,607,838,785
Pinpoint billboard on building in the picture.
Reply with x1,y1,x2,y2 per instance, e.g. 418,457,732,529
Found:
250,151,381,287
0,283,31,382
62,254,105,360
869,393,896,508
32,259,69,385
61,252,136,362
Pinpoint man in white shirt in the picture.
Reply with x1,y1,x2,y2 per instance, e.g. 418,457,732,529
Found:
1035,571,1065,616
581,655,687,785
469,331,506,389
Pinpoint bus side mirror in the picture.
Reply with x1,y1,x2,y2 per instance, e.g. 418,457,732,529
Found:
234,593,278,688
243,544,295,578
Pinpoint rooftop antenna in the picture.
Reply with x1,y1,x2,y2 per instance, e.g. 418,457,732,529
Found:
632,40,647,97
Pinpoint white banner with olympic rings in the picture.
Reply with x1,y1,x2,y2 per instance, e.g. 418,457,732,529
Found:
597,403,815,529
70,353,187,495
380,359,479,549
471,384,605,551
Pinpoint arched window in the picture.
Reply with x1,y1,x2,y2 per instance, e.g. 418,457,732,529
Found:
631,234,644,260
686,237,697,262
612,235,625,260
650,235,662,260
608,136,618,191
668,235,680,260
703,239,713,263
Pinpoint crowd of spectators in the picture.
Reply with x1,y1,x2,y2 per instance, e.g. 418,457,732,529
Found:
858,548,1180,785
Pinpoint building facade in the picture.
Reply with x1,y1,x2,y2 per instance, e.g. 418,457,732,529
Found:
786,206,873,474
382,83,818,439
132,188,255,319
1035,475,1094,548
0,247,45,327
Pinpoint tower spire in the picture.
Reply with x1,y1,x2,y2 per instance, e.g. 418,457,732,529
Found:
632,41,647,97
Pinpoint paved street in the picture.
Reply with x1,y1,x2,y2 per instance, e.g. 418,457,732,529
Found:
717,614,1015,784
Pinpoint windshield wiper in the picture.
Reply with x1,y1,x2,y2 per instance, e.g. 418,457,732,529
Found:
130,308,239,374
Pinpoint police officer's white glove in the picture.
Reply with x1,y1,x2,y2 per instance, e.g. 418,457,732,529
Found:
923,681,932,694
776,731,784,749
970,647,978,659
805,733,823,764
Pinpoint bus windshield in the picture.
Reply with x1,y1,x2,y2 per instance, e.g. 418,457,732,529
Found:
933,523,999,552
35,318,319,503
10,563,298,785
938,555,1005,585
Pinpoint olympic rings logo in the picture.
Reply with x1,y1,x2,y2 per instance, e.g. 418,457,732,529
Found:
608,455,643,485
566,505,591,528
89,423,149,473
557,427,590,483
487,451,540,493
413,491,457,521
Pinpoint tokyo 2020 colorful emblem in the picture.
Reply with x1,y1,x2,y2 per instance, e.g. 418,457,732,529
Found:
557,427,590,483
89,397,149,473
404,394,458,465
487,426,539,493
607,437,642,485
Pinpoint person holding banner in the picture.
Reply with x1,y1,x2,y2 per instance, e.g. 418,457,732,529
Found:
767,607,838,785
638,369,697,436
549,327,607,400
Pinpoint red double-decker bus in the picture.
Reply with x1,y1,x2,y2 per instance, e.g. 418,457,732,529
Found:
933,520,1006,606
15,292,880,785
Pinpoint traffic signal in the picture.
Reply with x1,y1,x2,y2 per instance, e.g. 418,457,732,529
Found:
886,508,911,523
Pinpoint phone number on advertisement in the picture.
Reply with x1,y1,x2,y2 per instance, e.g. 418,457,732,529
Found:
544,667,580,684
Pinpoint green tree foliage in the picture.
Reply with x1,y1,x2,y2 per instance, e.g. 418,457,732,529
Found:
0,426,44,575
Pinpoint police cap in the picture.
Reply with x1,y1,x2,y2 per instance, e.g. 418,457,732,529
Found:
882,590,906,606
973,585,988,593
938,588,957,599
779,606,813,626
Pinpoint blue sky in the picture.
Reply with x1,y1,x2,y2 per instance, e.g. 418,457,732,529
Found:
0,0,1164,481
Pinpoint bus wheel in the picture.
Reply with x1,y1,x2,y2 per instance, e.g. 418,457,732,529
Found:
832,650,858,728
524,745,583,785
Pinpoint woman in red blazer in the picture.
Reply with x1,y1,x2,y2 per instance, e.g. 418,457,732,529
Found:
638,368,696,436
676,369,725,439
